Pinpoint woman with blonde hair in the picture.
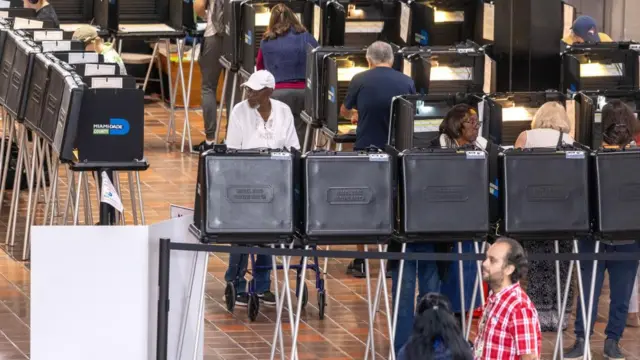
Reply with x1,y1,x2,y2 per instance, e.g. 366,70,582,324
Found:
513,101,576,332
256,3,318,144
514,101,574,148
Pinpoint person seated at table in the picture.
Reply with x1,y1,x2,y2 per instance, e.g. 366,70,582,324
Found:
222,70,299,306
562,15,612,46
23,0,59,28
564,99,639,360
398,293,473,360
72,26,127,76
513,101,576,332
257,3,318,145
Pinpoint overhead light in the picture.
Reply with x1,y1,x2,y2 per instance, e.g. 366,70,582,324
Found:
580,62,624,78
433,8,464,23
430,66,473,81
502,106,537,122
347,4,365,19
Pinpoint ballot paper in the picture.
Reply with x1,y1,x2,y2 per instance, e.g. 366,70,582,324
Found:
0,1,10,9
91,77,123,89
101,171,124,213
84,64,117,77
483,3,494,41
400,3,410,44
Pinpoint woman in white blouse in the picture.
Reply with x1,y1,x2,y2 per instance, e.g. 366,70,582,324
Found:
225,70,301,150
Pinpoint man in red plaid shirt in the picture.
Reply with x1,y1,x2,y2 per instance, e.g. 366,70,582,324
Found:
474,237,542,360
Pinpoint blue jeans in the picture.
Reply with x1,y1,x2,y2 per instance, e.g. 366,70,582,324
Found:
574,240,639,341
391,243,440,355
391,241,481,355
224,253,272,294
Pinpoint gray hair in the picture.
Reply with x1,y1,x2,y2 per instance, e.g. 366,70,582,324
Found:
366,41,394,66
531,101,571,133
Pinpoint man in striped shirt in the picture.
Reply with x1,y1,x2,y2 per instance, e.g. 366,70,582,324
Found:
474,237,542,360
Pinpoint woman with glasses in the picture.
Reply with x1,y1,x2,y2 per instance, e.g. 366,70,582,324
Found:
513,101,576,332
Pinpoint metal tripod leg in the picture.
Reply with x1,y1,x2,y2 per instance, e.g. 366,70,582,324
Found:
0,118,15,218
181,37,197,153
465,240,488,341
214,65,230,144
391,243,407,354
267,244,286,360
302,121,312,153
367,245,395,360
176,251,200,359
553,240,577,360
6,127,28,246
363,245,376,360
73,172,83,225
62,167,75,225
135,171,146,225
0,108,8,189
272,243,297,360
583,240,600,360
190,252,209,360
42,157,59,226
22,137,46,260
82,171,93,225
173,39,192,153
457,241,467,336
127,172,138,225
290,245,309,360
554,240,564,357
165,39,177,144
143,42,160,92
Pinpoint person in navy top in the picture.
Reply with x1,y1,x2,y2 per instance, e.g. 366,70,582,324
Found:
340,41,415,150
398,293,473,360
339,41,415,277
257,3,318,144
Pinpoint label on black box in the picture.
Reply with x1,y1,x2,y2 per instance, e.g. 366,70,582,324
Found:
327,187,372,205
270,152,289,160
565,151,585,159
226,186,274,203
368,154,388,162
466,151,485,159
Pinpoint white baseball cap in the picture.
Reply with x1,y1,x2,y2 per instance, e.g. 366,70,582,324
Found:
241,70,276,91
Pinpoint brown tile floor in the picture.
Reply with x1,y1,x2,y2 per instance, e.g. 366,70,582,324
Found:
0,101,636,359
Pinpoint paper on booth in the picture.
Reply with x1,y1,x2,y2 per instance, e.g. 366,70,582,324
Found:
101,171,124,213
0,1,10,8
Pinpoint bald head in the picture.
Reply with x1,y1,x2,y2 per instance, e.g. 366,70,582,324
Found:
366,41,394,68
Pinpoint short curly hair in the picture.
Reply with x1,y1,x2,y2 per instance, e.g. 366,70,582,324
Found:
495,237,528,283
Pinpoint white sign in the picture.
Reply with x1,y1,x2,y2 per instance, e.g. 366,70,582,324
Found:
170,204,194,219
100,171,124,212
14,17,44,29
85,64,117,76
68,52,99,64
92,77,123,89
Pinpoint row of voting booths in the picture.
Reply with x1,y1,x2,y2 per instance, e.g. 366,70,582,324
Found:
0,13,149,261
186,0,640,358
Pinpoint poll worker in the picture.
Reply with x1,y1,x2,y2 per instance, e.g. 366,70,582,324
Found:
257,3,319,145
339,41,415,277
223,70,298,306
194,0,225,151
398,293,473,360
72,26,127,75
474,237,541,360
514,102,575,332
23,0,59,28
562,15,612,46
563,99,639,360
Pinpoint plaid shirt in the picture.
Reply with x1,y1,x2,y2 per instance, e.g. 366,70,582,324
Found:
473,283,541,360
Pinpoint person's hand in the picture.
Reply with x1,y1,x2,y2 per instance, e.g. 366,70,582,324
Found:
350,111,358,125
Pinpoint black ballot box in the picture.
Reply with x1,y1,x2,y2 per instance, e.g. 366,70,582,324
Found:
40,60,74,144
593,148,640,237
73,77,144,163
24,53,54,132
501,148,591,237
0,30,25,106
303,150,394,242
193,147,298,243
399,148,489,237
5,37,39,120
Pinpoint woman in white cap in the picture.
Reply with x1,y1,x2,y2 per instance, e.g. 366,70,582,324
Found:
223,70,299,307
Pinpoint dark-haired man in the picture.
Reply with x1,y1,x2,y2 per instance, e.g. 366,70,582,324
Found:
23,0,60,28
474,237,541,360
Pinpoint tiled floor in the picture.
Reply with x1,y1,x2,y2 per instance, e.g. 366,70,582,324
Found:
0,101,637,359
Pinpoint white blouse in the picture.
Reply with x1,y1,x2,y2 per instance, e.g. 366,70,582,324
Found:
225,99,301,150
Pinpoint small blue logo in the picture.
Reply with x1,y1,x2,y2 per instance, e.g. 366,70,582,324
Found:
415,30,429,46
245,30,252,45
93,118,130,136
328,86,336,103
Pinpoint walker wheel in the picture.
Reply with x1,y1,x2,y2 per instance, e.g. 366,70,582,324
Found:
225,282,236,312
248,293,260,322
318,290,326,320
299,283,308,309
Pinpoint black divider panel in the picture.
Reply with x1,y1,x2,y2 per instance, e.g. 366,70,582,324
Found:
25,53,53,133
5,39,38,120
48,0,93,22
120,0,168,23
41,61,73,144
0,31,21,107
53,74,83,161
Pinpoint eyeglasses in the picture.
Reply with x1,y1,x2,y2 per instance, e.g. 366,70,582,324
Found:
463,119,482,128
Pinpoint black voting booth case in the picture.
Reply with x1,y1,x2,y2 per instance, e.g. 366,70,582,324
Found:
562,43,640,93
483,91,567,146
94,0,195,36
573,91,640,149
403,0,483,46
303,150,394,244
397,148,490,238
323,0,397,47
192,146,299,244
593,148,640,239
389,93,484,151
500,147,591,238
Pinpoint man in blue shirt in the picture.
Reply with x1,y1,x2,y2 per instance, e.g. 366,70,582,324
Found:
340,41,415,150
339,41,415,277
